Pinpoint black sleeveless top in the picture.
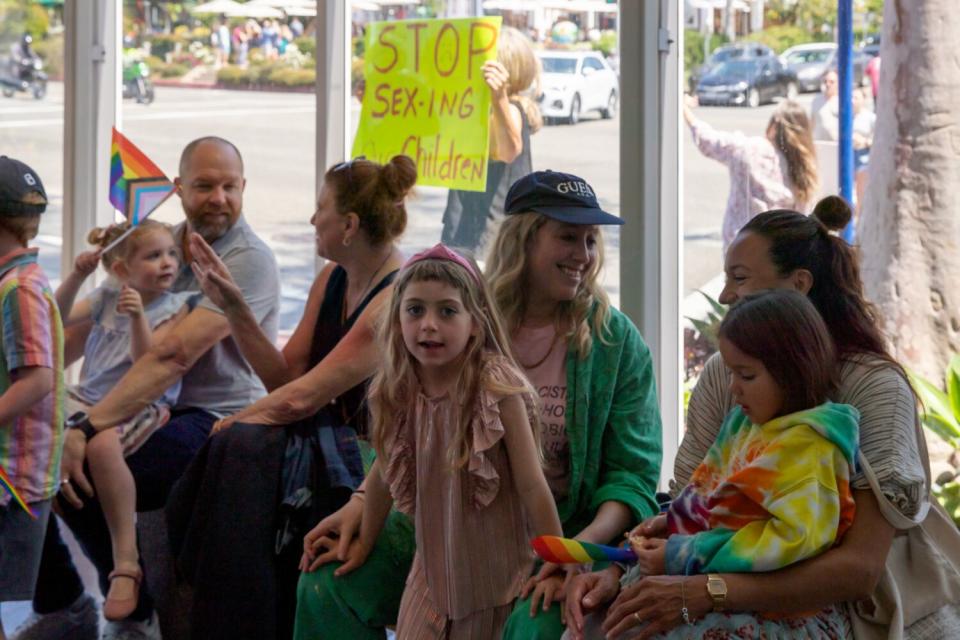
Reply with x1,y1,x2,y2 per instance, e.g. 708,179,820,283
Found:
308,265,397,438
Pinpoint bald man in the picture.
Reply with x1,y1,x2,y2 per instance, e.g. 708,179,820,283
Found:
16,137,279,640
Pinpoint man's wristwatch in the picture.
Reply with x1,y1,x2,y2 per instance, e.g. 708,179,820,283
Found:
706,573,727,612
66,411,98,442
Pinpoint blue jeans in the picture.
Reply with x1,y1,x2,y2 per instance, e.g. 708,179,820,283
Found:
32,409,215,620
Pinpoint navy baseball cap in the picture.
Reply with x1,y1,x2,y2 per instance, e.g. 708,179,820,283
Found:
0,156,47,216
504,170,623,226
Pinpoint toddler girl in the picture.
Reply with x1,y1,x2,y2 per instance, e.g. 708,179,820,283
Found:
632,288,859,587
337,244,563,638
55,220,195,620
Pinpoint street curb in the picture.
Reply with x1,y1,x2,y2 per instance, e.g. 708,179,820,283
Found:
153,79,217,89
152,78,313,93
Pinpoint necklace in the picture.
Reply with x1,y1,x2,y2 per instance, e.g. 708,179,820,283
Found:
343,248,393,321
517,328,561,370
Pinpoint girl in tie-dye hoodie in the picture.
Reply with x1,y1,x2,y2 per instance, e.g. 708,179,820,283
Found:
634,289,859,577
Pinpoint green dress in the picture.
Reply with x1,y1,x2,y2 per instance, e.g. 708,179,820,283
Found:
293,307,662,640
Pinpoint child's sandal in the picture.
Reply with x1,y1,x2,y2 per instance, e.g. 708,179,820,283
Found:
103,566,143,621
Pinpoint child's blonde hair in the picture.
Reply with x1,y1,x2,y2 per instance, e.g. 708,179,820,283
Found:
485,212,611,358
498,26,543,134
369,257,541,470
87,220,176,272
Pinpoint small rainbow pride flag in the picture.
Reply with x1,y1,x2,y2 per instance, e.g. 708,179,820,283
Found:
0,465,37,519
532,535,637,564
109,127,174,225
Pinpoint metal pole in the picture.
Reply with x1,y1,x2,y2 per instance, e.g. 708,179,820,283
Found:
838,0,855,242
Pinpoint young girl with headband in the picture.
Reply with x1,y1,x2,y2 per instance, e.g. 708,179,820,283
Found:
334,244,563,637
55,220,195,621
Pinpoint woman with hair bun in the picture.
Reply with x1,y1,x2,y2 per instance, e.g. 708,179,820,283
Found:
166,156,416,640
565,196,950,640
684,95,819,251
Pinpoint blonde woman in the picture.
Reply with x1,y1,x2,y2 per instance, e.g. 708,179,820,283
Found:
441,26,543,256
684,95,819,251
295,171,662,640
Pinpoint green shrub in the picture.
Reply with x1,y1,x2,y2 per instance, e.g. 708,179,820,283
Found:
911,355,960,527
294,36,315,58
32,33,64,81
743,25,820,53
190,26,212,45
156,62,189,78
591,30,617,58
0,1,49,41
251,61,285,84
148,34,184,60
267,67,315,87
684,29,729,72
216,65,255,87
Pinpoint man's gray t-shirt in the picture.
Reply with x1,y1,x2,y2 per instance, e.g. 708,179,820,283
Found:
172,215,279,416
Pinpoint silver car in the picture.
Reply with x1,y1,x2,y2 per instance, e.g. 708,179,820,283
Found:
781,42,869,92
536,51,619,125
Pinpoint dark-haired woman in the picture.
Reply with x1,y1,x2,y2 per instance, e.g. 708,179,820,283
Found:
167,156,416,640
565,196,952,639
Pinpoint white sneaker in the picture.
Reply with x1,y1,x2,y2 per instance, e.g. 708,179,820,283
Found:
100,611,162,640
10,593,99,640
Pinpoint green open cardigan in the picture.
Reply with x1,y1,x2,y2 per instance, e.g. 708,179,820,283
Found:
557,305,663,536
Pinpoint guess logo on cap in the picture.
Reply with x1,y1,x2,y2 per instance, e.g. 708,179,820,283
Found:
23,173,37,186
555,180,595,198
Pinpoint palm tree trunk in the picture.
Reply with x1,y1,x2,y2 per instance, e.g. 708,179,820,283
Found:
860,0,960,380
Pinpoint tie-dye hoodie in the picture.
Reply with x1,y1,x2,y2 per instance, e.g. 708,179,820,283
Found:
665,401,859,575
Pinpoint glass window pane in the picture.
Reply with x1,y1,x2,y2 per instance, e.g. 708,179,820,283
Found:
348,1,621,304
0,2,64,282
121,2,316,337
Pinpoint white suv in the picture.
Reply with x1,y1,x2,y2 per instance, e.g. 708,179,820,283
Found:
536,51,619,125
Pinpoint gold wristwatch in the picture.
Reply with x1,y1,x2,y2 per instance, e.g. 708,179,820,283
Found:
706,574,727,611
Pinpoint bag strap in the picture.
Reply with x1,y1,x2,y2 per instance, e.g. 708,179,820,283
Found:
856,413,931,530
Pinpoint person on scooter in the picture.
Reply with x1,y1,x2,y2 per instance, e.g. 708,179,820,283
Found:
10,34,36,80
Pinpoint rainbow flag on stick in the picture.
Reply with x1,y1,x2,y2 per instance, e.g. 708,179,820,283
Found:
532,535,637,564
107,128,175,251
0,465,37,519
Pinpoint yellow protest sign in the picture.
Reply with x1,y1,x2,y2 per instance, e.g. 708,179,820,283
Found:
351,17,502,192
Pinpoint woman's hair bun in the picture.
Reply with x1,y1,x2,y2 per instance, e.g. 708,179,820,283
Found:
379,155,417,200
811,195,852,232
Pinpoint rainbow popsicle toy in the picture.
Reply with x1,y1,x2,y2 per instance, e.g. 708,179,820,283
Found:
532,535,637,564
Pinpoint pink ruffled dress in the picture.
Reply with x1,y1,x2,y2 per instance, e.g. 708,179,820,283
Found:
383,356,539,639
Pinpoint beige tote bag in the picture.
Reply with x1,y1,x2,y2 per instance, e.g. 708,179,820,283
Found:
849,417,960,639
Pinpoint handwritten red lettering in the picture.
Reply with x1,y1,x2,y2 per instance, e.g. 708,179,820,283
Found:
457,86,474,119
434,23,460,78
371,82,391,117
374,25,398,73
408,22,427,73
467,22,498,81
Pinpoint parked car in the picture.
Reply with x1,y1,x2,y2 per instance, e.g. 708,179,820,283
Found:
781,42,870,93
688,42,775,92
696,57,798,107
536,51,619,125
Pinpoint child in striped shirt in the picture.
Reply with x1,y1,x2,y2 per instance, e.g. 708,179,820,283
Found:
0,157,64,639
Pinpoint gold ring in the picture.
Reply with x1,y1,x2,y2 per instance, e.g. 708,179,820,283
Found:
633,612,641,622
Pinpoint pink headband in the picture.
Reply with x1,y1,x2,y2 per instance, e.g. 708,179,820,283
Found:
402,243,483,285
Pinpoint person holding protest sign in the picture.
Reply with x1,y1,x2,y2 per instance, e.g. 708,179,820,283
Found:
441,26,542,257
294,171,661,640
